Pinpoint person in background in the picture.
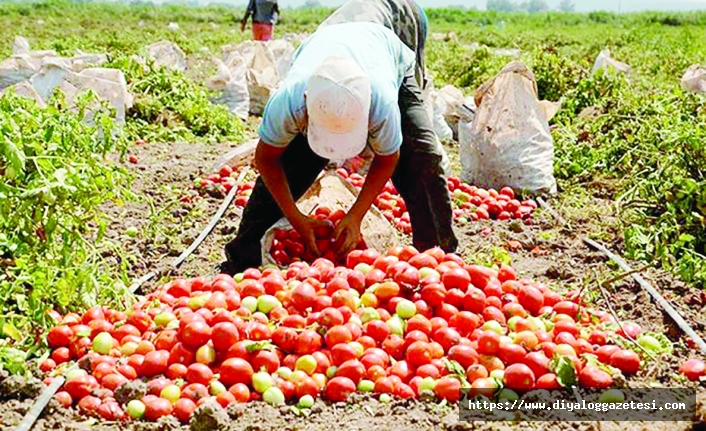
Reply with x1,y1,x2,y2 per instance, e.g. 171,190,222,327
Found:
241,0,279,41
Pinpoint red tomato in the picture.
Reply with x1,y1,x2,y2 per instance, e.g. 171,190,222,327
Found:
182,383,210,402
434,377,461,402
325,377,356,402
180,321,212,350
229,383,250,402
144,397,173,421
251,350,280,374
141,350,169,377
174,398,197,423
219,358,254,386
211,322,239,352
406,341,433,367
47,326,73,348
504,363,536,389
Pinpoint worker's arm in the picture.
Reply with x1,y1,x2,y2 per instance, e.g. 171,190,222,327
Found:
334,150,400,255
255,140,328,255
241,0,255,31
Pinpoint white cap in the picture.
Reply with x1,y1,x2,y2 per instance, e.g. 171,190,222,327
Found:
306,56,371,161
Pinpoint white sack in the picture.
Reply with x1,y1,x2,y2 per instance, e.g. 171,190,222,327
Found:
147,41,187,72
592,49,631,75
207,56,250,120
12,36,30,56
461,61,557,195
681,65,706,94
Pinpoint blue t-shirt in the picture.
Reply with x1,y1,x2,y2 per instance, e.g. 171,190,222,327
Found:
259,22,416,156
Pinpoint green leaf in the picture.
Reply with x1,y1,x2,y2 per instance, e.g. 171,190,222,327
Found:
2,322,22,342
549,354,577,387
245,341,276,353
1,136,26,175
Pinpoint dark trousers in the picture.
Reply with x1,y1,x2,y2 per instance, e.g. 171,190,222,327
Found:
225,75,458,272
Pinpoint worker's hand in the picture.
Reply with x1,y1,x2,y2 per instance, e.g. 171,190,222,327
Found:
333,213,363,258
291,214,331,257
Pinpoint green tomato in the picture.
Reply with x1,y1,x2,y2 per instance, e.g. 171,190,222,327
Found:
348,315,362,328
499,335,514,345
125,226,138,238
396,299,416,319
121,341,138,356
326,366,338,379
418,267,440,280
298,394,315,408
92,332,114,355
257,295,281,314
196,344,216,365
295,355,317,375
360,293,378,307
507,316,522,331
638,335,662,352
127,400,146,419
419,377,436,393
160,384,181,403
482,320,504,335
277,367,293,381
386,315,405,336
360,307,381,323
358,379,374,393
599,389,625,404
154,311,176,328
241,296,258,313
263,387,285,406
66,369,88,381
252,372,274,394
349,342,364,358
354,263,372,275
188,294,210,310
210,380,227,396
490,369,505,381
379,393,392,403
234,273,245,283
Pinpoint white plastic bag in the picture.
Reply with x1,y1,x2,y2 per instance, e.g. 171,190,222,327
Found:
267,39,295,80
461,61,557,195
30,64,132,124
12,36,30,56
681,65,706,94
147,41,187,72
207,56,250,120
592,49,631,75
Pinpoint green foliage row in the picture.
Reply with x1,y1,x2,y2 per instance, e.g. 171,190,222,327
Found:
0,92,132,367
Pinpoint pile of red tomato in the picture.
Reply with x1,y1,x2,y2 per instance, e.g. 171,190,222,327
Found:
39,245,665,424
193,165,254,206
338,168,537,235
192,164,537,236
268,206,367,267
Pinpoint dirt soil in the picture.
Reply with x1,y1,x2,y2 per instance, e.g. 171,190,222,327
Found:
1,137,706,431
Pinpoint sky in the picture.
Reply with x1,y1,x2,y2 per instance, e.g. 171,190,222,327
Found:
205,0,706,12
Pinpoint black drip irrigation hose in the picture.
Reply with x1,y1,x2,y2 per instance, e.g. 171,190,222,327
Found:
536,197,706,356
14,167,251,431
583,238,706,356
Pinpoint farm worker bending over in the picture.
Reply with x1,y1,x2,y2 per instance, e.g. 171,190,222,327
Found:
221,20,458,275
241,0,279,41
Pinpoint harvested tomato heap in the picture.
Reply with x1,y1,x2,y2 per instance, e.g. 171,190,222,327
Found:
40,246,662,423
338,168,536,234
194,165,254,206
268,206,367,266
193,166,537,235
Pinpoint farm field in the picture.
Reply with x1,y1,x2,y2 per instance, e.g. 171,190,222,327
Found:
1,2,706,430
